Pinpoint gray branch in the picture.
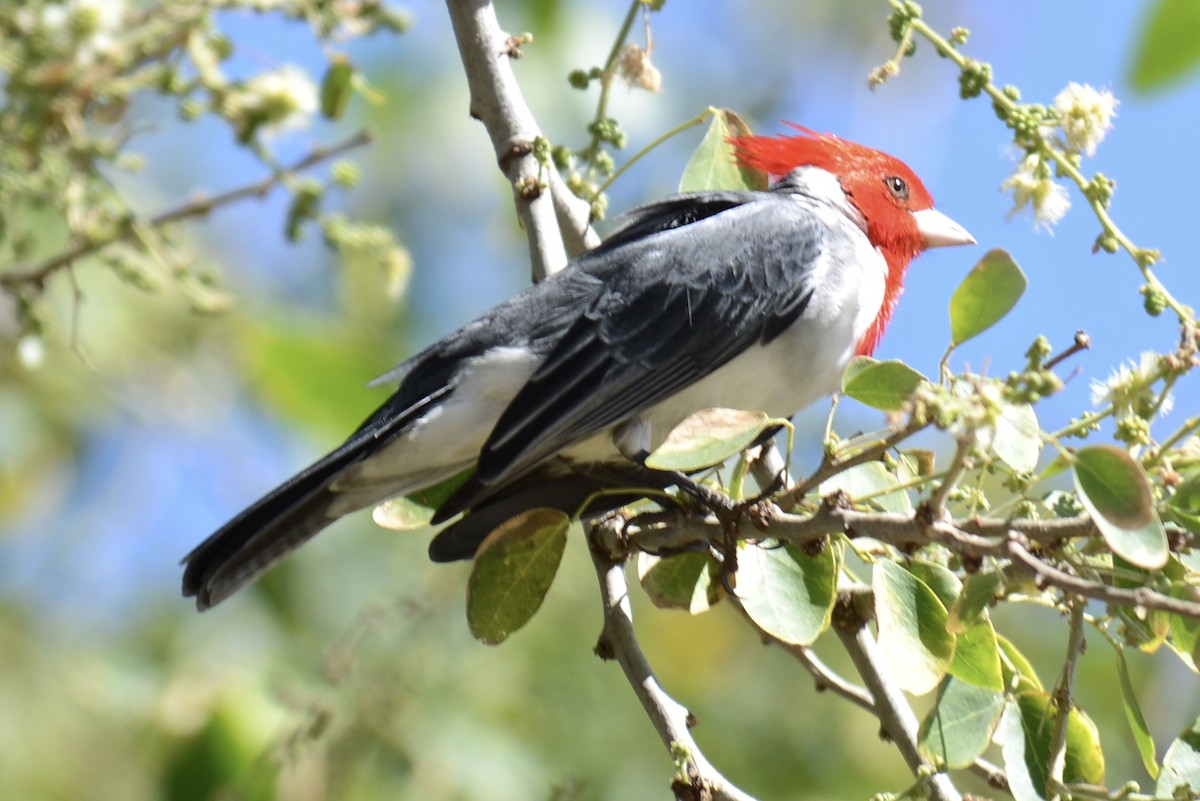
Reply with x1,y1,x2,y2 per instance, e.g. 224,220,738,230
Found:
588,519,758,801
444,0,597,280
832,596,962,801
623,505,1200,619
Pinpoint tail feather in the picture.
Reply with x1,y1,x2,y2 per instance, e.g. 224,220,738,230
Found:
182,445,365,610
182,391,444,610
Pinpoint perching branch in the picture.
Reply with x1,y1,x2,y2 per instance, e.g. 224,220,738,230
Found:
587,518,758,801
0,130,375,293
623,504,1200,619
443,0,597,280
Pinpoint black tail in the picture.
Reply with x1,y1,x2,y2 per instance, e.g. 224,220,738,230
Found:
181,389,446,610
181,443,368,610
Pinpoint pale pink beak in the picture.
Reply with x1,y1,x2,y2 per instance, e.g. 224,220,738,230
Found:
913,208,975,249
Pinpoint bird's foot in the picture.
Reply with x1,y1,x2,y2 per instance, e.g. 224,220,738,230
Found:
668,470,735,515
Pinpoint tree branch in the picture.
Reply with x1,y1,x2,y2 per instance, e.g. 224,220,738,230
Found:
444,0,597,280
832,594,962,801
588,519,758,801
623,505,1200,619
0,130,374,292
1002,535,1200,617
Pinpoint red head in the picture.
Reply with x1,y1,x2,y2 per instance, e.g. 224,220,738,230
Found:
731,124,973,354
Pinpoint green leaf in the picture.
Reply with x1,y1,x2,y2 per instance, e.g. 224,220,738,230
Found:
1168,618,1200,671
1167,471,1200,534
820,461,912,514
645,408,772,471
997,634,1044,693
949,618,1004,692
873,560,956,695
737,540,841,646
919,676,1005,769
373,466,476,531
906,562,1001,690
1115,650,1159,778
996,699,1044,801
948,570,1003,634
1157,717,1200,799
466,509,570,644
320,57,355,119
1130,0,1200,94
841,357,927,410
678,108,767,192
1162,558,1200,669
949,249,1026,345
1073,445,1168,569
1011,691,1106,795
990,402,1041,474
908,560,961,609
638,551,721,614
1062,705,1107,786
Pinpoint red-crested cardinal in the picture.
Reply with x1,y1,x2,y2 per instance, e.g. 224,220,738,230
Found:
183,125,974,610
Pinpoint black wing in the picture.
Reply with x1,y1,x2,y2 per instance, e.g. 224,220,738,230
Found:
435,195,822,519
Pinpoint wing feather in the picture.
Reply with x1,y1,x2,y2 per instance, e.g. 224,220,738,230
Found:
472,205,820,488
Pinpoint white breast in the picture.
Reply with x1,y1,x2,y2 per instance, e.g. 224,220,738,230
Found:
567,187,887,461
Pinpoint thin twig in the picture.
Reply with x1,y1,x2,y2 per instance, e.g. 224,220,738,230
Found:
0,130,375,292
887,1,1192,327
578,0,642,173
1003,536,1200,618
780,419,929,507
1044,330,1092,371
927,437,972,517
1047,600,1087,801
727,594,876,712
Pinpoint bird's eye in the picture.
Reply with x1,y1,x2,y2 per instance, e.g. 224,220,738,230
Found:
884,176,909,201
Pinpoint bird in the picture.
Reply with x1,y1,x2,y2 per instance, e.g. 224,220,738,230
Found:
182,125,975,610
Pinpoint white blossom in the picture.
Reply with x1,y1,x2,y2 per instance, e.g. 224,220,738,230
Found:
1001,153,1070,230
241,65,319,135
1054,83,1118,157
1089,351,1172,416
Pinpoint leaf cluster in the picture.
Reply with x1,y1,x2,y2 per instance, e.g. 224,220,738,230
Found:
0,0,409,346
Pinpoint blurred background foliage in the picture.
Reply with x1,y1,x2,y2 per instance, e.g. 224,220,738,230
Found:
2,1,1199,800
